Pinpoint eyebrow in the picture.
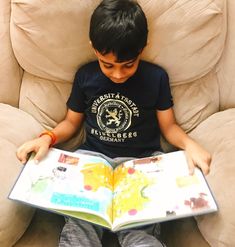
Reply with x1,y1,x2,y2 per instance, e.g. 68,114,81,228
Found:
100,59,112,65
100,58,137,65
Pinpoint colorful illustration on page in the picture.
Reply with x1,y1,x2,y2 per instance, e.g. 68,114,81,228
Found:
113,157,161,220
27,153,81,200
23,153,113,218
50,156,113,216
81,162,113,192
184,192,210,211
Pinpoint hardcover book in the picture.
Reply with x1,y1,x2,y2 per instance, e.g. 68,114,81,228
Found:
9,148,218,231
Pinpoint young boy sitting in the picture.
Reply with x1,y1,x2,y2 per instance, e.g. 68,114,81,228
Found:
17,0,211,246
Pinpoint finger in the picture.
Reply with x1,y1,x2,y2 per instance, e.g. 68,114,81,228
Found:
185,153,195,175
34,146,49,163
16,154,27,164
198,161,210,175
16,145,34,164
16,149,25,163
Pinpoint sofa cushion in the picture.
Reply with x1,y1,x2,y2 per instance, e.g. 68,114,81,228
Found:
217,0,235,109
162,218,210,247
18,72,85,149
11,0,99,82
19,72,71,129
0,104,43,246
172,71,219,132
13,210,64,247
189,109,235,246
0,0,22,106
140,0,226,84
11,0,226,85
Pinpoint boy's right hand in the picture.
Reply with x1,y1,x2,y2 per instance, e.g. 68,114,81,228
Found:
16,135,52,164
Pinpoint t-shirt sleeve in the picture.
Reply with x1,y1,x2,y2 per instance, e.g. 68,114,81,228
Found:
66,71,86,113
156,70,174,110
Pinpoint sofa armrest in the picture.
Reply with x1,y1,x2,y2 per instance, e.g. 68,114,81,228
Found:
0,104,43,246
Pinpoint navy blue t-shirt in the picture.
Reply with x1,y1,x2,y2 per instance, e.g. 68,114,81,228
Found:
67,60,173,158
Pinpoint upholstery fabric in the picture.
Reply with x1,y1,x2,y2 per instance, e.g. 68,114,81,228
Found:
0,104,43,246
19,72,71,129
217,0,235,109
190,109,235,246
11,0,99,82
172,70,220,132
140,0,226,84
0,0,22,106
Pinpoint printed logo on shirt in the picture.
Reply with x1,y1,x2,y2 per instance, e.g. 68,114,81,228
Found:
91,93,139,142
97,99,131,133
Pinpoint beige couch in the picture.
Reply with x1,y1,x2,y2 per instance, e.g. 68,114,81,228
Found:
1,0,235,246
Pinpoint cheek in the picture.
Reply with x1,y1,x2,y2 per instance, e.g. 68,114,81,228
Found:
100,66,111,76
126,65,138,76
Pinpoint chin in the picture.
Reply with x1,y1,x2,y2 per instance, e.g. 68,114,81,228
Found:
110,78,128,83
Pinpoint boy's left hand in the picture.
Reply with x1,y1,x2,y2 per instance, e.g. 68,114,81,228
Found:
184,141,212,175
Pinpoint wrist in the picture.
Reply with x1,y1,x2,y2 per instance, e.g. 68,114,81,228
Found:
39,131,57,147
184,138,198,151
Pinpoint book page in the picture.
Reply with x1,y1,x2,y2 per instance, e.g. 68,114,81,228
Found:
9,148,113,226
112,151,217,231
54,210,112,229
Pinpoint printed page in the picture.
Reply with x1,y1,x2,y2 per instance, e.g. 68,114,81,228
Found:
9,148,113,226
112,151,217,231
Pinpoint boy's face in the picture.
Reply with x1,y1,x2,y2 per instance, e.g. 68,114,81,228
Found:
94,50,141,83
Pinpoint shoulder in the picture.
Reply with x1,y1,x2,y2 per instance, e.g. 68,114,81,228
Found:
138,60,169,82
139,60,168,78
73,61,102,86
75,61,99,77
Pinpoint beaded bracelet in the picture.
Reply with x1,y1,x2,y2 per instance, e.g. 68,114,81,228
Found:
39,131,57,147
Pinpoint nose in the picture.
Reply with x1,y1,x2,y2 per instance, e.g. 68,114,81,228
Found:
112,68,124,79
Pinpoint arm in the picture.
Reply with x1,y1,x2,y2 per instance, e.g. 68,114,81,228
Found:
17,109,85,163
157,108,211,175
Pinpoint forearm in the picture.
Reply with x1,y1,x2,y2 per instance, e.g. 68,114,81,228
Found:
162,123,195,150
51,119,81,144
157,108,211,175
157,108,196,150
47,109,84,145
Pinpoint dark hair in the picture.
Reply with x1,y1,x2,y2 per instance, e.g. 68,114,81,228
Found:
89,0,148,62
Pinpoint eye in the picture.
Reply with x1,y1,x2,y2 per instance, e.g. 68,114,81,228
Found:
124,63,134,68
103,63,113,69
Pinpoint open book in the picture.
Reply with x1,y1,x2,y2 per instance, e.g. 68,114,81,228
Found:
9,148,218,231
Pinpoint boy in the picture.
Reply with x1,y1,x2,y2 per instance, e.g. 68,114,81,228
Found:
17,0,211,246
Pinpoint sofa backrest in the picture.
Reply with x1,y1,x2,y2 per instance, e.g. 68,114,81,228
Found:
217,0,235,110
0,0,22,106
1,0,229,132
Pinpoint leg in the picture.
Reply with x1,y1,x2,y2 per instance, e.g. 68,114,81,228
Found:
117,224,166,247
59,217,103,247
